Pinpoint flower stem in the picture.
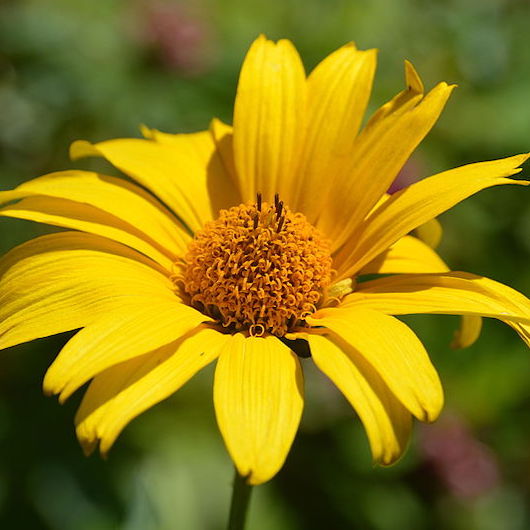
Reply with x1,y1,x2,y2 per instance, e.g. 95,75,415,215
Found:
227,469,253,530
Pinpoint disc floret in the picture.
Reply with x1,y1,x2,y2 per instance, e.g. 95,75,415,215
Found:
183,194,333,336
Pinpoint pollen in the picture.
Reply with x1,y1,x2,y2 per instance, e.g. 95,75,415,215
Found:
183,194,333,337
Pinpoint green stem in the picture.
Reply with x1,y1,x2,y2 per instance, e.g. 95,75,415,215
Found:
227,469,253,530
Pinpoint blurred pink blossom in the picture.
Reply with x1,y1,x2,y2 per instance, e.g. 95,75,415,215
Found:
419,413,500,499
141,1,215,75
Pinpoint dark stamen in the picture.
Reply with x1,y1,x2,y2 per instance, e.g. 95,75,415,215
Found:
274,193,279,209
253,211,259,229
277,215,285,232
276,200,284,218
256,192,262,212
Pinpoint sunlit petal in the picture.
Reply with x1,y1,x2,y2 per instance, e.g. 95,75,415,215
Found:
44,300,209,402
71,129,237,232
76,326,228,455
293,43,377,221
0,170,189,255
0,196,174,268
214,334,304,485
319,62,454,250
301,332,412,465
0,232,174,351
345,272,530,325
307,307,444,421
334,154,529,279
232,35,306,204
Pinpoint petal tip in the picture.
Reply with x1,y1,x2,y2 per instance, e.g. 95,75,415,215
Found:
99,439,114,459
79,439,98,457
424,392,444,424
42,385,55,398
376,451,402,467
518,152,530,165
403,60,424,94
209,117,232,135
58,390,71,405
42,371,60,397
70,140,99,161
139,124,155,139
249,33,270,50
436,81,458,94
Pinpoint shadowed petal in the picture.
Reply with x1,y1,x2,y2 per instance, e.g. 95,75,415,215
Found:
141,124,240,216
360,235,448,275
210,118,239,195
415,218,443,249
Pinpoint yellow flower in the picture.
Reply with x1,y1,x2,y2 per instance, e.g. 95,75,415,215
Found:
1,35,529,485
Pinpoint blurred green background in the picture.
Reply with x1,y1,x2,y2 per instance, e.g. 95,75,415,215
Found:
1,0,529,528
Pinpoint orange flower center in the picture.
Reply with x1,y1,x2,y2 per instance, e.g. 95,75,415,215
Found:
183,195,333,337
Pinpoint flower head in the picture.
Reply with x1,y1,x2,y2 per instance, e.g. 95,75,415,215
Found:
183,196,333,336
1,35,529,485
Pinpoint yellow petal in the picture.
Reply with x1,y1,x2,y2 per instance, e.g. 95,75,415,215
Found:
302,332,411,465
359,237,482,348
140,125,240,215
0,232,175,351
347,271,530,349
510,321,530,349
360,235,449,275
292,44,377,221
451,315,483,349
0,196,174,268
346,272,530,325
71,130,236,233
366,193,444,250
44,300,209,402
75,326,228,455
307,307,444,422
319,62,454,250
232,35,306,204
0,170,189,255
334,154,530,279
214,333,304,485
415,218,443,249
362,60,425,131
